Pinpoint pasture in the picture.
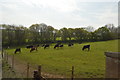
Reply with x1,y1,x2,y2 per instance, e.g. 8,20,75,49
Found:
6,39,119,78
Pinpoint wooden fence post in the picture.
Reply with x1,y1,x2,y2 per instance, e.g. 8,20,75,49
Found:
71,66,74,80
27,63,29,78
33,70,38,79
4,51,6,61
38,65,41,79
12,54,14,69
5,52,7,62
2,49,3,59
6,52,8,62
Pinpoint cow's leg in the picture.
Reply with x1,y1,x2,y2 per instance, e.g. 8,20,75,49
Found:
30,49,32,52
88,47,90,51
82,47,84,51
44,47,46,49
14,51,16,54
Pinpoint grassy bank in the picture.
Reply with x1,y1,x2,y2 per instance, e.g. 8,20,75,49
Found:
6,39,119,78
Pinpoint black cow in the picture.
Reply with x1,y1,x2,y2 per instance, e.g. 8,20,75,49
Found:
82,45,90,51
68,43,74,47
44,44,50,49
26,44,39,48
30,47,37,52
14,48,21,54
59,44,63,48
26,45,33,49
30,44,39,52
54,44,59,49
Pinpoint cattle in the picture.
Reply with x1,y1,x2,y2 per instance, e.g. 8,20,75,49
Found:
29,44,39,52
26,45,33,49
82,45,90,51
44,44,50,49
34,45,39,49
54,44,59,49
26,44,39,48
68,43,74,47
59,44,63,48
30,47,37,52
14,48,21,54
54,44,64,49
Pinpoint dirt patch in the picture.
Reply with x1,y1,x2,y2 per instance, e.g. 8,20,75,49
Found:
2,60,22,78
6,54,65,78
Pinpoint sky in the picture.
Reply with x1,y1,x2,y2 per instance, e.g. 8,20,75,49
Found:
0,0,119,30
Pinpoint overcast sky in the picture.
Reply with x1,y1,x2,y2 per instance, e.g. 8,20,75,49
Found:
0,0,119,29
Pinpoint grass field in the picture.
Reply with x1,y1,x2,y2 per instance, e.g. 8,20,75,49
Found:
6,39,119,78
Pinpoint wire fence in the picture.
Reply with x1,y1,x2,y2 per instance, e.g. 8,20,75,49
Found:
2,50,75,79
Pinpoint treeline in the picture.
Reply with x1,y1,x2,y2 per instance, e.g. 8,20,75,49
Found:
1,23,120,47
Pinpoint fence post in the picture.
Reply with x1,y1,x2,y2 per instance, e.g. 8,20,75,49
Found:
2,49,3,59
33,70,38,79
6,52,8,62
5,52,7,62
27,63,29,78
71,66,74,80
38,65,41,79
4,51,6,61
12,54,14,69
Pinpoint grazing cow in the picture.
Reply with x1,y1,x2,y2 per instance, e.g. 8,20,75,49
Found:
59,44,63,48
35,45,39,51
82,45,90,51
26,45,33,49
30,47,37,52
34,45,39,49
29,44,39,52
14,48,21,54
44,44,50,49
68,43,74,47
54,44,60,49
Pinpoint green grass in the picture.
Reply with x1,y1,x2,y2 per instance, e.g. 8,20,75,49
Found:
6,39,119,78
2,60,22,78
